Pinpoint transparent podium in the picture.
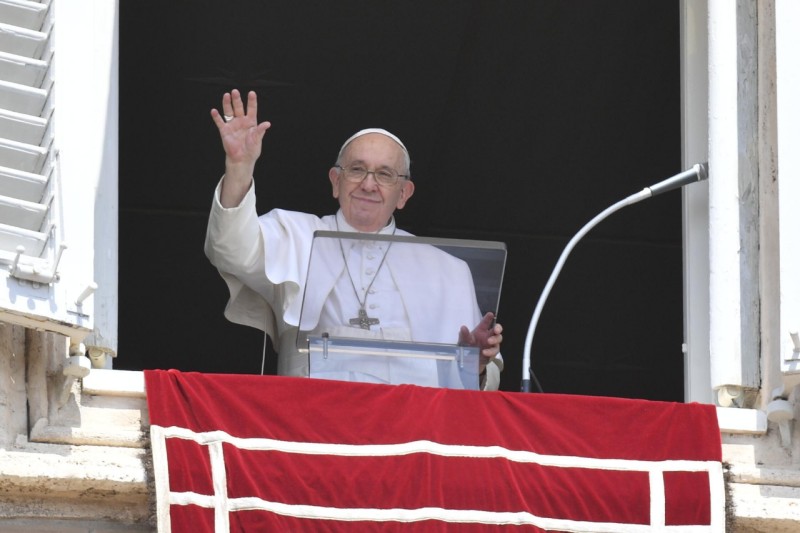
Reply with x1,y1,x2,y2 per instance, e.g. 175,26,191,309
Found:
297,230,506,390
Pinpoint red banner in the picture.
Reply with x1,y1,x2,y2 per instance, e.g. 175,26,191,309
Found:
145,370,724,532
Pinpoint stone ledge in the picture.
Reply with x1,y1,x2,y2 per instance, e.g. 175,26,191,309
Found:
29,417,147,448
0,437,148,496
729,482,800,533
728,465,800,488
717,407,768,435
0,497,151,529
0,518,152,533
82,369,145,398
0,437,151,524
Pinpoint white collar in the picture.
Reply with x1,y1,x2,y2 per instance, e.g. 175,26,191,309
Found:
335,210,396,235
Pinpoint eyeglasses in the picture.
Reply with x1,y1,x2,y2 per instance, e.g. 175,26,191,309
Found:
335,165,409,187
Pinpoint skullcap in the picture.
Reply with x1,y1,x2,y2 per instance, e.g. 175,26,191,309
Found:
337,128,409,160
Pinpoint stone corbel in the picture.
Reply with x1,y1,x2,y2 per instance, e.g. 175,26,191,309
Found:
717,385,745,407
60,340,91,406
767,384,796,448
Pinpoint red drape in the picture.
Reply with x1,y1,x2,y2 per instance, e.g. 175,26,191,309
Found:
145,369,724,532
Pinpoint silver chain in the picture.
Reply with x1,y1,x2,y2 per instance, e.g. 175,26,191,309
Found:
335,218,396,312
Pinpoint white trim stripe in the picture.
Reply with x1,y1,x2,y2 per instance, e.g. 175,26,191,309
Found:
649,470,666,528
150,425,172,533
209,441,229,532
157,425,721,474
167,494,717,532
152,424,726,532
708,462,726,528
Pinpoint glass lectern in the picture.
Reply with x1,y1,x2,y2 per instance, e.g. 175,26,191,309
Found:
296,231,506,390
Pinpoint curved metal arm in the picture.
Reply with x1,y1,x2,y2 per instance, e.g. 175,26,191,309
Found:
520,189,652,392
520,162,708,393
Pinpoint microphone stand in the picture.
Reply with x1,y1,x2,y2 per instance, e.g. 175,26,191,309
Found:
520,164,708,393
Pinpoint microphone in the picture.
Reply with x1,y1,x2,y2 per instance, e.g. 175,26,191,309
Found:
521,163,709,393
647,163,708,197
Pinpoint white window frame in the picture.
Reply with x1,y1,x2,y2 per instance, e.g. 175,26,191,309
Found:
776,0,800,381
680,0,712,404
683,0,800,408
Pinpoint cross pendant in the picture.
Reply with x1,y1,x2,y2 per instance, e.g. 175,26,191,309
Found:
349,308,379,330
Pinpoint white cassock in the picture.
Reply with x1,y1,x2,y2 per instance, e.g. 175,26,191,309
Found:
204,179,503,389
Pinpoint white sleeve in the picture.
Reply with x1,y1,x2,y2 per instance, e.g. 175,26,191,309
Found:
204,177,277,335
482,356,503,391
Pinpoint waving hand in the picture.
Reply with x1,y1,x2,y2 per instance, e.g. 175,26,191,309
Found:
210,89,272,207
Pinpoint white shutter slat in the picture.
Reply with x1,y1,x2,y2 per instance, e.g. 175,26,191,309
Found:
0,22,48,59
0,220,46,257
0,1,49,32
0,192,47,230
0,79,46,115
0,108,46,144
0,165,46,202
0,50,47,86
0,137,47,173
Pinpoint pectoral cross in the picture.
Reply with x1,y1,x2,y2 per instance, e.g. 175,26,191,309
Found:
349,308,379,330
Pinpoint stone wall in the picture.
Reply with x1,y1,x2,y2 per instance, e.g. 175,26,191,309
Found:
5,323,800,532
0,325,151,531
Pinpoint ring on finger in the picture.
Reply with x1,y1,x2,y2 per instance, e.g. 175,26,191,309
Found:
223,114,234,122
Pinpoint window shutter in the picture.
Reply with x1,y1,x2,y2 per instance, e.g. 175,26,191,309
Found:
778,1,800,377
0,0,95,341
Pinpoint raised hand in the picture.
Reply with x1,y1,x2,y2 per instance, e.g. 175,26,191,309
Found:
210,89,272,207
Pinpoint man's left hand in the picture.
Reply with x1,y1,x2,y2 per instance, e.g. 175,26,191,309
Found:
459,312,503,374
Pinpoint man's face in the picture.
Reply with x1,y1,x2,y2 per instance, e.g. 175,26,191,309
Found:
329,133,415,232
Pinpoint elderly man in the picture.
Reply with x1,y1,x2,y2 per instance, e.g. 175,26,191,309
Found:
205,89,503,389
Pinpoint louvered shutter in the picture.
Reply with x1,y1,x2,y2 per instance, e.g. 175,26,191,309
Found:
0,0,97,342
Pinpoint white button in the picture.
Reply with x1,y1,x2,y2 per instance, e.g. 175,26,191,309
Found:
369,303,378,310
366,269,375,275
